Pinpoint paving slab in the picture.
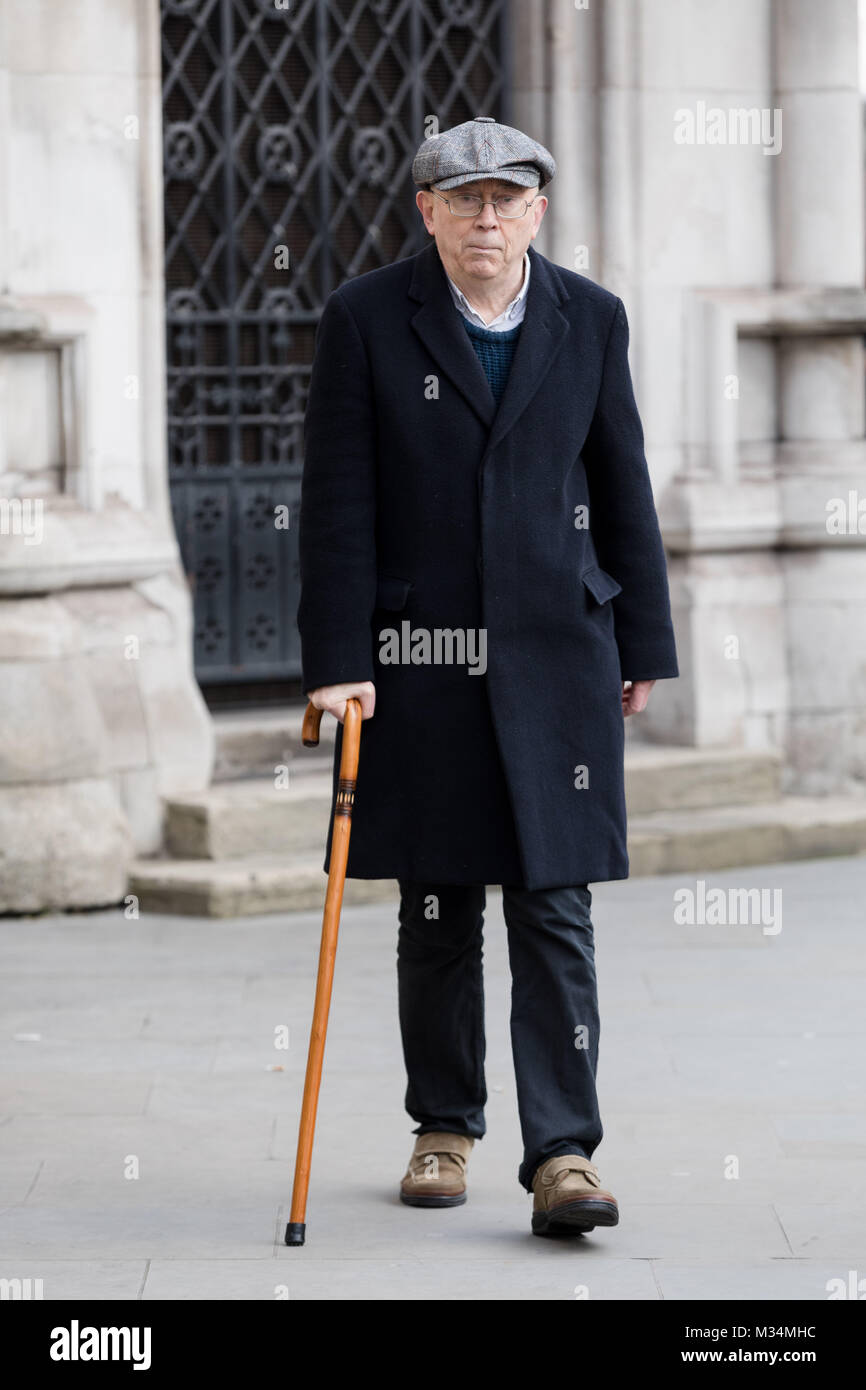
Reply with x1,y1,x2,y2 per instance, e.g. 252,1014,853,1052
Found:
0,1261,148,1301
773,1205,866,1261
653,1261,857,1301
142,1256,659,1301
0,1206,283,1260
1,1076,153,1117
0,854,864,1299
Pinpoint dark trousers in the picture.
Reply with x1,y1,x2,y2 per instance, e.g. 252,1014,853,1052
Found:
396,880,603,1192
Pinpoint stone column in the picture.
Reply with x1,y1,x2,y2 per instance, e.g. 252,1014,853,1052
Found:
0,0,212,912
773,0,866,793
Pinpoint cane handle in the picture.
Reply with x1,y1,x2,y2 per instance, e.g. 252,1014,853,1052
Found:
302,702,324,747
301,697,363,748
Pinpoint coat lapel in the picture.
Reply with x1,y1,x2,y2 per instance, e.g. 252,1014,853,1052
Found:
408,239,571,450
408,240,497,430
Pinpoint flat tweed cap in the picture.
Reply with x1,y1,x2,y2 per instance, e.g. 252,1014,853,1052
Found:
412,114,555,191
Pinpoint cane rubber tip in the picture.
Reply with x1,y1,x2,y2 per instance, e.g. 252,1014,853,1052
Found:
285,1222,306,1246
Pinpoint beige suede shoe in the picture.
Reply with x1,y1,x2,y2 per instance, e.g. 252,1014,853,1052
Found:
531,1154,619,1236
399,1131,475,1207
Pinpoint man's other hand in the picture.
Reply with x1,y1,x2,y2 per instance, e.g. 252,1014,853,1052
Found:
622,679,655,716
307,681,376,724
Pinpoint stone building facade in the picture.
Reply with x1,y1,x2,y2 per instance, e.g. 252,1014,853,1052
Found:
0,2,212,910
1,0,863,912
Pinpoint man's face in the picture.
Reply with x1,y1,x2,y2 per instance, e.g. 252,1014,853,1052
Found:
415,177,548,283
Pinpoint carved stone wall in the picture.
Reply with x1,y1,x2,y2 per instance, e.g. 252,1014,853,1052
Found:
0,3,212,911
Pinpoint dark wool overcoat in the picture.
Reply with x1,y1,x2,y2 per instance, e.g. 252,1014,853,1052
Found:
297,238,679,889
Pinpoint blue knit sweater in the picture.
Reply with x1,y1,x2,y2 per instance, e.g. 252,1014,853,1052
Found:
461,318,522,405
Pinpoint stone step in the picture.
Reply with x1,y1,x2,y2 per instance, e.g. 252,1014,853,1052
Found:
165,774,333,860
167,745,784,860
626,794,866,876
211,705,335,782
624,745,782,813
127,855,397,918
130,794,866,916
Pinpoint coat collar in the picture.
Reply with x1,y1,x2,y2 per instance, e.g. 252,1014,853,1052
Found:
408,239,570,451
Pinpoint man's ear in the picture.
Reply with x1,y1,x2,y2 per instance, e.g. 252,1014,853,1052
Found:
415,189,435,233
529,195,549,238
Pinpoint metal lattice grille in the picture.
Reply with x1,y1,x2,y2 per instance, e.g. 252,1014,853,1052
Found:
161,0,512,684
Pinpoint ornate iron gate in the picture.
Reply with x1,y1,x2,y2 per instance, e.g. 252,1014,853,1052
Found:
161,0,513,687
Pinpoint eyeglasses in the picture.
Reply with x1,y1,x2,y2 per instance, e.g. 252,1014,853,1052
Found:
430,189,540,219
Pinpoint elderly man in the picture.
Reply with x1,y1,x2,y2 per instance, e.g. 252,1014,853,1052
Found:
297,116,678,1237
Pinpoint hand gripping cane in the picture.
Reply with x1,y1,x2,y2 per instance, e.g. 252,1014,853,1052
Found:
285,696,362,1247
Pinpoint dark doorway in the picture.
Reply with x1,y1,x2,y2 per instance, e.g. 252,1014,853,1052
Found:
161,0,513,690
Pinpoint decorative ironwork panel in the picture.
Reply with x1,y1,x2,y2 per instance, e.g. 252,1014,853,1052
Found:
162,0,512,684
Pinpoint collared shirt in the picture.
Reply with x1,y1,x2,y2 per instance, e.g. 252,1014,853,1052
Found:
445,251,531,331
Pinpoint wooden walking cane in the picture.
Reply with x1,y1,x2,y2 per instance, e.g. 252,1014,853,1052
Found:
284,696,363,1247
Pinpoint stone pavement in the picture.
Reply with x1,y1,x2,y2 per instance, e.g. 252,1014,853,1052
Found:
1,853,865,1302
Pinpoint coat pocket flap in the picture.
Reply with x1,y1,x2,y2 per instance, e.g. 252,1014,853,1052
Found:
375,574,412,610
581,565,623,604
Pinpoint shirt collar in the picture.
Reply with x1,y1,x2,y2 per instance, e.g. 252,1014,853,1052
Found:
444,251,531,329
